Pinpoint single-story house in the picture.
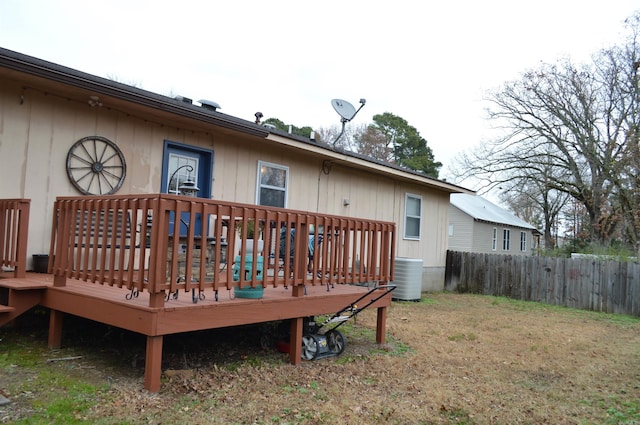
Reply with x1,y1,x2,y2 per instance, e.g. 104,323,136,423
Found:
1,47,481,391
448,193,539,255
0,46,472,291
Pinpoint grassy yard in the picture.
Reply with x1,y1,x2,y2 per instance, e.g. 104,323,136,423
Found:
1,292,639,424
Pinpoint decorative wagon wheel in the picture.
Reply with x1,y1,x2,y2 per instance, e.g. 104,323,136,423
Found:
66,136,126,195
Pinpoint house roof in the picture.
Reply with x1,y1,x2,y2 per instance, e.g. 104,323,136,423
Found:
450,193,537,230
0,47,473,195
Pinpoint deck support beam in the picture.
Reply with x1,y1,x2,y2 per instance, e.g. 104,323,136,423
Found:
34,274,393,392
144,335,163,392
48,309,64,348
375,306,387,345
288,284,305,365
289,317,303,365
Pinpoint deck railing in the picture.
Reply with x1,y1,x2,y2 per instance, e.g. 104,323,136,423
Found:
49,194,395,306
0,198,30,278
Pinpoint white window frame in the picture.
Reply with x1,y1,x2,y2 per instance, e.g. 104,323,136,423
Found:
256,161,289,208
520,231,527,252
503,228,511,251
492,227,497,251
167,153,199,195
404,193,422,240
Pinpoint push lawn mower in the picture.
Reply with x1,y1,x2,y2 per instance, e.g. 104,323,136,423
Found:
300,284,396,360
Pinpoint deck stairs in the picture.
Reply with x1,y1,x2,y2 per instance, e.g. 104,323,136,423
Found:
0,276,50,327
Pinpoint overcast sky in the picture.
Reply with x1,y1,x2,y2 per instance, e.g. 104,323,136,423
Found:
1,1,638,188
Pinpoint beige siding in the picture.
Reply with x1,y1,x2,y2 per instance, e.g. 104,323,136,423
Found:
414,189,450,267
0,84,30,195
0,76,456,288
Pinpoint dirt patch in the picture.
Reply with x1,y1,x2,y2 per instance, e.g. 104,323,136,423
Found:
1,293,639,424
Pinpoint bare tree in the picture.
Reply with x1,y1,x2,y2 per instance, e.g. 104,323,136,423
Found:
354,124,391,161
602,14,640,250
451,12,640,247
498,157,570,249
315,124,362,150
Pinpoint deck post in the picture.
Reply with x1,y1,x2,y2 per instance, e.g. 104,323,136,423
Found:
144,335,163,392
53,275,66,287
148,292,165,308
48,309,64,348
16,200,30,278
288,282,305,364
375,306,387,345
289,316,303,365
291,285,305,297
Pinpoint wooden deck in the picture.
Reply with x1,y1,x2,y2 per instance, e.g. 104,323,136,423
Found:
0,195,396,392
0,272,393,392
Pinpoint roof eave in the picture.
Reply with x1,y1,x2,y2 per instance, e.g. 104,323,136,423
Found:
0,47,475,194
0,47,269,138
266,132,473,194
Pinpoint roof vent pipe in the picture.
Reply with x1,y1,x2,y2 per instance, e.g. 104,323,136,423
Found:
175,95,193,104
199,99,221,111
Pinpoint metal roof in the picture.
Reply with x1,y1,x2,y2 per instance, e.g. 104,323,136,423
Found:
450,193,537,230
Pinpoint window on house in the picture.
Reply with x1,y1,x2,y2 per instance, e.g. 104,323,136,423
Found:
503,229,510,251
520,231,527,252
492,227,497,251
448,224,454,237
167,154,199,195
257,161,288,208
404,193,422,240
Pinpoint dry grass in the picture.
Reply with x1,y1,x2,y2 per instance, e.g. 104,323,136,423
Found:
1,293,639,424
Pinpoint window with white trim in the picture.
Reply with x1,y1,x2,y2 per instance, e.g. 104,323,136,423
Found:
404,193,422,240
492,227,497,251
520,231,527,252
257,161,288,208
503,228,510,251
167,153,199,195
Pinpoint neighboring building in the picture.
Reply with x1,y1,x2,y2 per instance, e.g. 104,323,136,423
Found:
448,193,539,255
0,47,473,291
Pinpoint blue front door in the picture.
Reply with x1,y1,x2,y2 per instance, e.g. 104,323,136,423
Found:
161,141,214,236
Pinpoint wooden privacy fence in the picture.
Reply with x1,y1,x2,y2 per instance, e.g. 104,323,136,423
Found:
50,194,395,307
0,198,30,278
445,250,640,317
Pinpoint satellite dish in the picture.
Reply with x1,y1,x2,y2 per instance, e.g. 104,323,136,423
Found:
331,99,357,121
330,98,366,146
